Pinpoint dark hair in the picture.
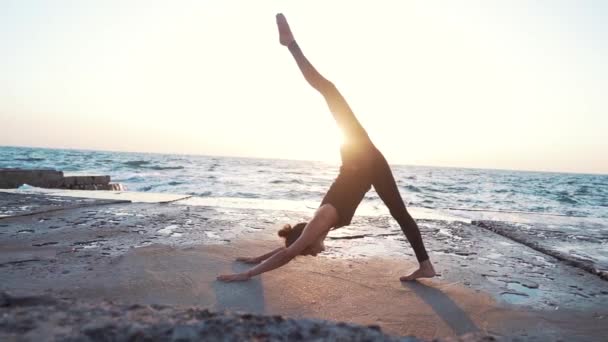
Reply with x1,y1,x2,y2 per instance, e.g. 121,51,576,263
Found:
278,222,307,247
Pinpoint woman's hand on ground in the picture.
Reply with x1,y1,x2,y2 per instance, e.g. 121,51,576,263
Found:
276,13,295,46
217,273,250,282
236,256,259,264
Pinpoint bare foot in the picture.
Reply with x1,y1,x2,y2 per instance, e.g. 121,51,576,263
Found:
276,13,295,46
400,260,436,281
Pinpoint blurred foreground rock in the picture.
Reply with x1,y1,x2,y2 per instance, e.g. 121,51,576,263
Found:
0,292,499,342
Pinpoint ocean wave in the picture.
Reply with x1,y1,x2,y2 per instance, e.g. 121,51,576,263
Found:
123,160,150,167
232,192,260,198
270,179,304,184
15,157,45,162
408,201,434,208
140,185,155,192
420,186,444,193
120,176,146,182
139,180,186,191
574,186,591,196
281,189,320,199
187,191,212,197
123,160,183,171
493,189,510,193
445,186,469,192
555,191,578,204
403,185,421,193
148,165,184,170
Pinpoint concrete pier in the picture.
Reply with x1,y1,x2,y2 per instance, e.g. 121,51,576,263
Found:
0,169,63,189
0,168,122,190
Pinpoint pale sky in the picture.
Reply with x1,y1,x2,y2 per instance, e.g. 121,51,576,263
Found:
1,0,607,174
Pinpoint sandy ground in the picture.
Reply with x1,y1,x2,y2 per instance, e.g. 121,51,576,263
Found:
1,191,607,341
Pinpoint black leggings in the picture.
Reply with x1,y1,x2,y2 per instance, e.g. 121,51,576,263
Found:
371,150,429,263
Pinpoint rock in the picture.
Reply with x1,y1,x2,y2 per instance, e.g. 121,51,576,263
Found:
0,168,119,191
455,251,476,256
125,324,149,341
521,281,539,289
0,168,63,189
61,176,78,186
93,176,111,184
0,296,436,341
0,292,10,307
82,320,116,340
32,241,59,247
0,293,56,307
171,325,199,341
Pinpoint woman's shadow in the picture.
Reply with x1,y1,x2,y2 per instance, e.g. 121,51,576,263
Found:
403,281,479,336
212,262,266,314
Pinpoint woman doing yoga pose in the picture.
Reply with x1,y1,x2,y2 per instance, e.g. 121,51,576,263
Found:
217,14,435,282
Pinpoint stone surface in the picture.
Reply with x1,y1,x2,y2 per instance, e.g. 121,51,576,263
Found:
0,191,129,218
0,192,607,341
1,189,190,203
473,220,608,281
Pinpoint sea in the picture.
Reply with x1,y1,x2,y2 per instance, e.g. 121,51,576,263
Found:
1,145,607,273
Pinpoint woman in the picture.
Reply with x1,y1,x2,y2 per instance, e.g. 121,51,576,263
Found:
217,14,435,282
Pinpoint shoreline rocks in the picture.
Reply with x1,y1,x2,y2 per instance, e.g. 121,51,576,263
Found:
0,168,123,191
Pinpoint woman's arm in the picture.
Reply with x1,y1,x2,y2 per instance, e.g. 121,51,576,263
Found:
217,244,299,282
276,13,369,143
236,247,284,264
217,209,333,282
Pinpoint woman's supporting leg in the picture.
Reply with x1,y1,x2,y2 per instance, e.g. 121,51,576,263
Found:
371,151,435,280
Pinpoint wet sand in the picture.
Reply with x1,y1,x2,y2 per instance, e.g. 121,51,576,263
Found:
1,191,607,341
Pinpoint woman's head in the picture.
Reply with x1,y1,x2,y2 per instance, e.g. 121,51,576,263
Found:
278,222,325,256
278,222,306,246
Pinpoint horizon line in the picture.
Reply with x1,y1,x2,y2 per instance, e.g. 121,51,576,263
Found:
2,144,607,177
